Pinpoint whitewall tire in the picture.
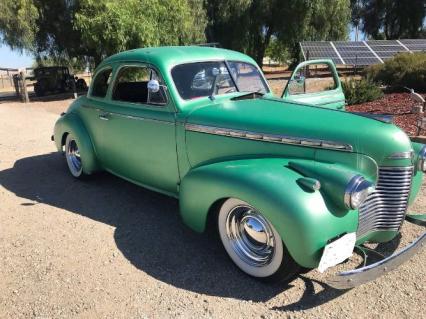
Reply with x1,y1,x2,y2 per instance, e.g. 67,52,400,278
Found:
217,198,300,280
65,134,84,178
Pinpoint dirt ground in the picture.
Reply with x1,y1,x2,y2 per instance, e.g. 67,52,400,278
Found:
0,97,425,319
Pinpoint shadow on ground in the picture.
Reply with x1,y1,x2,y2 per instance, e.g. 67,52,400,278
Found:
0,91,86,103
1,152,353,306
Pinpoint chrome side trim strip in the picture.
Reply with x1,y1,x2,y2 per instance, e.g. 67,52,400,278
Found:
185,123,353,152
81,104,174,125
113,113,174,125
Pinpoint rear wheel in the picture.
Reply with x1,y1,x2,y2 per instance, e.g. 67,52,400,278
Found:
34,83,45,97
65,134,85,178
217,198,300,281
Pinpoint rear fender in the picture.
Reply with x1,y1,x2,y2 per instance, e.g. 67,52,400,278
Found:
53,112,99,174
179,158,358,268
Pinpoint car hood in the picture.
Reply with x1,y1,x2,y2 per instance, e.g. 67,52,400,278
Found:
184,97,413,165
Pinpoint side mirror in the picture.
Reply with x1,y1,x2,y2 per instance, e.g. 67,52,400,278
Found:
147,79,160,93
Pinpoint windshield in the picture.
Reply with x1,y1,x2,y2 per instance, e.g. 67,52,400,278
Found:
171,61,269,100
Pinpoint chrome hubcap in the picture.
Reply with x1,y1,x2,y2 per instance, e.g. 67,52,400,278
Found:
66,139,82,175
225,206,276,267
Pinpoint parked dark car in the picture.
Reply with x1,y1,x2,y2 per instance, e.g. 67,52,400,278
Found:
33,66,88,97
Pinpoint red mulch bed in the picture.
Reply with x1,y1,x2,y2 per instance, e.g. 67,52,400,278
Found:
346,93,425,136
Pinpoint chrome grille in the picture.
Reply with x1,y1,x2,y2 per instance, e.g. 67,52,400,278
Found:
357,166,413,238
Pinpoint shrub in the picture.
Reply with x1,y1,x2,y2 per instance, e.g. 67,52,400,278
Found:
342,77,384,105
365,52,426,92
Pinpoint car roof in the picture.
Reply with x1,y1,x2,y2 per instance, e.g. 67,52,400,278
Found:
99,46,257,70
35,66,67,70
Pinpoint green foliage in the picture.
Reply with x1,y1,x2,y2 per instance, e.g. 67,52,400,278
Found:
342,77,383,105
0,0,206,67
352,0,425,39
365,52,426,92
205,0,350,67
75,0,206,65
0,0,38,51
265,38,290,65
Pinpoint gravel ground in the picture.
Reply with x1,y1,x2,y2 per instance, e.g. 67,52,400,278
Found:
0,99,425,319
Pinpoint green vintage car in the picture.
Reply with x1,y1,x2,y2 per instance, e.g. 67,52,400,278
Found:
53,46,425,288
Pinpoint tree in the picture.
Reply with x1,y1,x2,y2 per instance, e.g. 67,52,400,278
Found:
205,0,350,67
352,0,425,39
0,0,38,51
0,0,206,67
265,37,290,65
75,0,207,65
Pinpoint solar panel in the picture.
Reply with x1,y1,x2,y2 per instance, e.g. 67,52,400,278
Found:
299,42,341,64
333,41,381,65
366,40,400,45
343,57,382,65
300,39,426,66
399,39,426,52
366,40,408,60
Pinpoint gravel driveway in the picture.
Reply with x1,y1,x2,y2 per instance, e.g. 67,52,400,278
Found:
0,100,425,319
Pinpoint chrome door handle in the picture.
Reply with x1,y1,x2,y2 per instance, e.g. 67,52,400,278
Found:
99,113,109,121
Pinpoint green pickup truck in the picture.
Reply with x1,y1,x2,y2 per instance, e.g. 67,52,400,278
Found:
53,46,425,289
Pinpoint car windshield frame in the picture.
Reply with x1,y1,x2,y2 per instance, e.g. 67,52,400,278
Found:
171,60,270,100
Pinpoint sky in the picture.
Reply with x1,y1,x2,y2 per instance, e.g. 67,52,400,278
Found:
0,27,364,69
0,45,34,69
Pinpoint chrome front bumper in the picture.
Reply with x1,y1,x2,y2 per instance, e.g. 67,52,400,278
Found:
326,231,425,289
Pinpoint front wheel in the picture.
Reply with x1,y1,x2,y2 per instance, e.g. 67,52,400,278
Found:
65,134,85,178
217,198,300,281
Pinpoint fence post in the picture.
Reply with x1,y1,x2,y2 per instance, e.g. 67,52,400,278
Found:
19,71,29,103
13,75,20,96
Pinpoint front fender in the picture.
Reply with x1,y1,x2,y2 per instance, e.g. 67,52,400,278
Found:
409,141,425,205
179,158,358,268
53,112,100,174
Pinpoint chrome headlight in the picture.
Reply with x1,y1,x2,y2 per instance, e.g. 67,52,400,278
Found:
418,145,426,172
344,175,375,209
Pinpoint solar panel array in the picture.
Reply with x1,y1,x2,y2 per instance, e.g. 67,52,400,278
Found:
300,39,426,66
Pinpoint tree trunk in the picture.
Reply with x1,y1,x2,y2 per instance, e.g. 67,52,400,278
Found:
254,27,273,69
93,54,102,68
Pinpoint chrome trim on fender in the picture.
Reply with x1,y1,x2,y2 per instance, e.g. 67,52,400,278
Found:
326,232,426,289
387,151,414,160
185,123,353,152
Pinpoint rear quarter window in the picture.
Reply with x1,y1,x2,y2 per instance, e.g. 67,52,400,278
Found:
90,68,113,98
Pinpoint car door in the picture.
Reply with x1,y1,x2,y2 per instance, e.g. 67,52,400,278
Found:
281,60,345,110
78,65,114,163
94,63,179,195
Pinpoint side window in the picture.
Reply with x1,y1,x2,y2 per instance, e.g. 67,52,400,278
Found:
112,66,167,105
288,63,337,95
91,68,112,98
